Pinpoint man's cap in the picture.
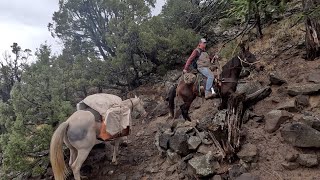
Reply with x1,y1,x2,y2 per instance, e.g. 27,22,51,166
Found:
200,38,207,43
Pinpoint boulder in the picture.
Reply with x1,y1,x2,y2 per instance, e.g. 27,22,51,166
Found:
269,72,287,85
281,123,320,148
188,136,202,150
188,152,220,177
264,110,292,133
287,84,320,96
169,134,190,156
297,154,319,167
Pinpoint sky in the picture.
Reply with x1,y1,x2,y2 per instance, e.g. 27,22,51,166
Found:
0,0,166,56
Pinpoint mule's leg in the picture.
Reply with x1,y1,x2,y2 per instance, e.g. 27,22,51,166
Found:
185,103,192,121
174,97,180,119
71,148,92,180
181,103,192,121
112,139,120,165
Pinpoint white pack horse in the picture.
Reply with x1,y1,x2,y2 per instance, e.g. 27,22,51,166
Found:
49,95,147,180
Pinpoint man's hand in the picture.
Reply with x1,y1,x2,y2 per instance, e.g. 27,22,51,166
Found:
183,69,187,74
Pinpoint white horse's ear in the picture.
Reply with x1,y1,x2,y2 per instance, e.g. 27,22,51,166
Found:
135,95,138,98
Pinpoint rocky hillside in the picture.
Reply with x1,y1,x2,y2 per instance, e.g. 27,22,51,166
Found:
40,12,320,180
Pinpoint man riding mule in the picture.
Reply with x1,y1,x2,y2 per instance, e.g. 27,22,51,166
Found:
50,93,147,180
183,38,219,99
169,41,263,121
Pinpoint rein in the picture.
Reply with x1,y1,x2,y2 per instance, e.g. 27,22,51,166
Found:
238,56,261,66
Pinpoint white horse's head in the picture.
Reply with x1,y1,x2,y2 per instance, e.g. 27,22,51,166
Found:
132,95,147,118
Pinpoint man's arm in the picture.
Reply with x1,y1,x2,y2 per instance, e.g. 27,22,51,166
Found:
183,49,198,71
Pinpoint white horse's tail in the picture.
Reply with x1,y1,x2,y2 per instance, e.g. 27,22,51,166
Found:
50,121,70,180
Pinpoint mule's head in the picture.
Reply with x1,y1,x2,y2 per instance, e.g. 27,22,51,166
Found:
239,43,263,71
132,95,147,118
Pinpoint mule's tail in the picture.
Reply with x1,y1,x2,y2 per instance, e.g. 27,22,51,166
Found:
50,121,70,180
168,84,177,117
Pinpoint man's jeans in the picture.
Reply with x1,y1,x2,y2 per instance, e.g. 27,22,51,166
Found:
198,67,214,92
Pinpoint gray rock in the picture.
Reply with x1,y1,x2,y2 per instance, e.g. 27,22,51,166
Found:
236,81,263,95
198,131,213,145
175,127,194,135
188,152,220,177
158,123,172,133
192,97,203,109
159,132,172,150
276,100,298,112
197,110,225,131
197,145,214,154
297,154,319,167
307,73,320,83
295,95,310,108
237,143,258,163
182,153,194,161
150,101,169,117
178,161,187,171
269,72,287,85
287,84,320,96
281,162,300,170
229,164,248,180
300,115,320,131
167,150,181,165
188,136,201,150
265,110,293,133
235,173,260,180
169,134,190,156
281,123,320,148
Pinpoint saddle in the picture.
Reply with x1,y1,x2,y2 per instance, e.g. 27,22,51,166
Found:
76,94,131,141
183,70,206,97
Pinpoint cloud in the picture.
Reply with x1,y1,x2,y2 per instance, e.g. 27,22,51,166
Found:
0,0,166,56
0,0,61,55
0,0,58,27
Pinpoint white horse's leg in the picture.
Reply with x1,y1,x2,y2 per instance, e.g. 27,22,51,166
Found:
64,137,77,166
112,139,120,165
71,148,92,180
67,145,77,166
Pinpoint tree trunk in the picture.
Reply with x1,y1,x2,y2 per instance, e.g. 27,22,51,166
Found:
303,0,320,60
